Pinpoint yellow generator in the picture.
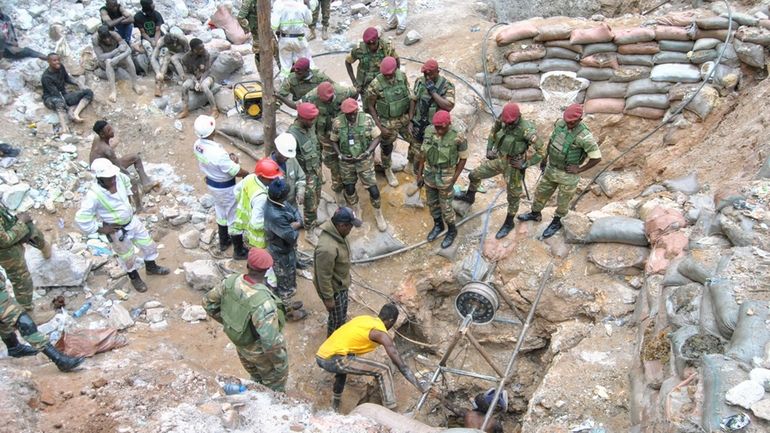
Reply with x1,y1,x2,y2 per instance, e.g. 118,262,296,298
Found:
233,81,264,119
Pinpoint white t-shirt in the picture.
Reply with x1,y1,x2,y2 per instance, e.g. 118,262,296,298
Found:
193,138,240,183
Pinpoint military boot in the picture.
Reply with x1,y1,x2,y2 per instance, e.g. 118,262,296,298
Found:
145,260,170,276
321,26,329,40
495,215,515,239
231,234,248,260
457,189,476,204
307,28,317,41
42,344,84,372
373,208,387,232
217,224,232,251
542,216,563,239
384,168,399,187
128,270,148,293
426,218,444,242
441,224,457,249
517,211,542,222
2,334,38,357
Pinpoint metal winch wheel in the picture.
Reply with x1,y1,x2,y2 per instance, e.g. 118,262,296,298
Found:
454,282,499,325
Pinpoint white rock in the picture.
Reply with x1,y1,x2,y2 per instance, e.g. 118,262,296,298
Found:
350,3,369,14
2,182,29,210
726,380,765,409
28,5,47,17
144,300,163,309
174,0,190,18
199,194,215,209
183,260,222,291
60,144,77,153
149,320,168,331
145,307,165,323
160,207,180,220
190,212,208,224
170,213,191,226
109,304,134,330
200,228,215,245
0,169,20,185
404,30,422,46
181,305,208,322
84,17,102,34
25,246,91,287
178,230,201,249
752,399,770,421
211,28,227,40
750,368,770,392
15,10,33,30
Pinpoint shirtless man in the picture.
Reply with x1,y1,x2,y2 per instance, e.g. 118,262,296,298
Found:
92,25,141,102
178,38,218,119
89,120,159,210
150,29,189,96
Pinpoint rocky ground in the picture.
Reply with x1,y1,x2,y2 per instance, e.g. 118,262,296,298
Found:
3,0,770,433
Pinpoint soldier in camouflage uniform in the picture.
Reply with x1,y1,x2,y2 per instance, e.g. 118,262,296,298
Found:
366,56,413,188
458,103,545,239
345,27,399,97
276,58,332,109
204,248,288,392
288,102,323,244
331,98,387,232
408,59,455,175
302,81,358,205
417,110,467,249
518,104,602,238
237,0,279,69
1,278,84,371
0,204,51,318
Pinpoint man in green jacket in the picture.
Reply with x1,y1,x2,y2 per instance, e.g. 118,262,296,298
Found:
289,102,322,244
277,58,332,109
204,248,288,392
313,207,361,336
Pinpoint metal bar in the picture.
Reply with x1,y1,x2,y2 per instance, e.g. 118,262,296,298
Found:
466,332,505,378
492,282,526,324
439,367,499,382
492,316,521,326
481,262,553,431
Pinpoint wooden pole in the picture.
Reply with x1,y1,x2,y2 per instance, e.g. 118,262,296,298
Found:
256,0,276,157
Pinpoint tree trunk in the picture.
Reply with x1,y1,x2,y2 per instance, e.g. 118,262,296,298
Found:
257,0,275,157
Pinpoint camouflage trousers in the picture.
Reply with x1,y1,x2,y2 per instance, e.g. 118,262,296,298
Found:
380,115,415,169
468,158,525,216
531,165,580,218
0,245,34,311
424,165,457,225
0,289,48,350
300,163,322,229
236,339,289,392
340,156,380,208
316,354,397,408
321,139,344,194
268,247,297,299
311,0,331,27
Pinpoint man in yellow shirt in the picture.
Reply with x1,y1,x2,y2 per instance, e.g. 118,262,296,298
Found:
315,303,428,411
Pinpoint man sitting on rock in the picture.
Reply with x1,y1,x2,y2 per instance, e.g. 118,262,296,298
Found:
41,53,93,134
150,29,189,97
90,120,159,211
100,0,134,45
93,25,142,102
178,38,218,119
75,158,170,292
0,9,46,61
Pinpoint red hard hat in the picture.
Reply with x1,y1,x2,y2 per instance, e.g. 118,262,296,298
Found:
254,158,284,179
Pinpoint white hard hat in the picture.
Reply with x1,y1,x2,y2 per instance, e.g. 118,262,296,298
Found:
275,133,297,158
194,115,216,138
91,158,120,178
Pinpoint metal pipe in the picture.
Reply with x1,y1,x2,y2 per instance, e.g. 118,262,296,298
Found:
481,262,553,431
466,332,505,377
439,367,500,382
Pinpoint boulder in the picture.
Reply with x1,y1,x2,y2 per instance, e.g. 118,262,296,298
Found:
2,182,30,210
752,399,770,421
725,380,765,410
179,230,201,249
562,211,591,243
596,171,639,198
404,30,422,46
181,305,208,322
663,172,699,195
24,246,91,287
588,243,649,275
108,304,134,330
145,307,165,323
183,260,223,291
749,368,770,392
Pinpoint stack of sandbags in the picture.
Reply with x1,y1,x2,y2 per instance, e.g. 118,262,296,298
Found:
568,23,625,114
492,21,545,102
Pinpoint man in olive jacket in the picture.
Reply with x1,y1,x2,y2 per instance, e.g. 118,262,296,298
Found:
313,207,361,336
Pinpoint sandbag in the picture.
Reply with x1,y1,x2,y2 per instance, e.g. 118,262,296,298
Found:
55,328,128,357
506,43,547,63
575,89,586,103
586,81,627,99
626,78,671,97
677,257,711,284
570,24,614,45
668,83,700,101
219,117,264,144
617,42,660,55
210,4,250,45
721,12,757,27
545,47,580,61
693,38,720,51
663,258,693,286
674,83,719,119
725,301,770,363
625,106,665,119
580,53,619,69
577,67,615,81
650,64,701,83
611,66,651,82
489,85,544,102
209,51,244,81
614,27,656,45
688,49,717,64
502,74,541,89
583,42,618,56
496,22,539,46
700,355,746,433
733,39,765,68
655,26,690,41
656,11,699,27
658,40,694,52
669,326,700,378
715,42,740,67
544,39,583,54
533,23,572,42
617,54,654,66
652,51,690,64
538,58,580,72
500,61,539,76
706,278,740,339
585,217,648,246
695,16,732,30
663,172,699,194
694,29,733,41
584,98,625,114
474,72,502,85
626,93,670,110
700,61,740,91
